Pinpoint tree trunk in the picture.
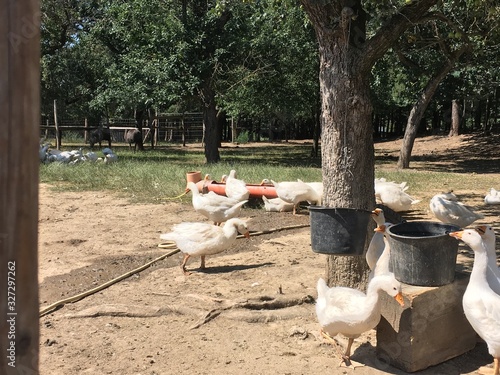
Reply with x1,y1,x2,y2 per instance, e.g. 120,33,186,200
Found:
201,85,221,164
231,117,237,143
318,44,375,288
216,110,225,146
301,2,374,289
397,44,469,169
449,99,460,137
301,0,439,288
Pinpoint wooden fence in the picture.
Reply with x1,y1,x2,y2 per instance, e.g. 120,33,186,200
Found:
40,113,205,149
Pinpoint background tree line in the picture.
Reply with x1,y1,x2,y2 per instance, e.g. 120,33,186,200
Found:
40,0,499,164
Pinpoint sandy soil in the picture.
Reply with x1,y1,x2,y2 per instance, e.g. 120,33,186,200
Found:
38,134,500,375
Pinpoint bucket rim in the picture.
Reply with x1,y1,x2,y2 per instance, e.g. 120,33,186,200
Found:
308,206,371,214
387,220,461,240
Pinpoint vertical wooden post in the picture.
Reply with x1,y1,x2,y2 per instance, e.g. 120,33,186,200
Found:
0,0,40,374
45,118,49,139
181,115,186,147
154,109,158,147
84,117,89,144
152,118,158,147
53,99,60,149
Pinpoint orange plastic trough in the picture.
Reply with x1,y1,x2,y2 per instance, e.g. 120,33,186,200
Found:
196,179,278,199
186,171,278,199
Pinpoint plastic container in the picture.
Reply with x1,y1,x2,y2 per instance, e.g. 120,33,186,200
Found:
387,221,461,286
186,171,202,184
309,206,371,255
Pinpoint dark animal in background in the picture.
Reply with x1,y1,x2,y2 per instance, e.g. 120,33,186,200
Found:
89,128,112,149
124,128,144,151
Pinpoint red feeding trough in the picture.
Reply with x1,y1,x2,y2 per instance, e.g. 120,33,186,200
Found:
186,171,278,199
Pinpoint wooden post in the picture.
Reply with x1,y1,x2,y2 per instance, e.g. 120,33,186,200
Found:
182,115,186,147
154,109,158,147
84,117,89,144
53,99,60,149
152,118,158,147
0,0,40,373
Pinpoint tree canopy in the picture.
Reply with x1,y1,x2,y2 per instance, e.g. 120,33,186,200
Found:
40,0,500,159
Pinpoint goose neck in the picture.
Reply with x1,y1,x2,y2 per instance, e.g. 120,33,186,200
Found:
470,249,489,284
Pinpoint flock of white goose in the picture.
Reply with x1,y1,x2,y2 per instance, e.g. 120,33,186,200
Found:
39,143,118,164
159,169,499,372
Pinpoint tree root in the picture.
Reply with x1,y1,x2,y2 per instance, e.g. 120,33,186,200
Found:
66,304,199,318
189,294,315,329
64,294,315,328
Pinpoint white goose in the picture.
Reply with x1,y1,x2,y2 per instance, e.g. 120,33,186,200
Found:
316,274,404,367
271,179,320,215
430,192,484,228
186,181,247,225
223,169,250,202
485,188,500,205
372,223,394,278
375,179,420,212
298,179,323,206
160,218,250,275
262,196,294,212
366,208,391,271
39,143,50,163
84,151,99,162
476,225,500,295
449,229,500,375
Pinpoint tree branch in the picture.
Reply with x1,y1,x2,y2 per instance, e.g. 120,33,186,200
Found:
361,0,439,73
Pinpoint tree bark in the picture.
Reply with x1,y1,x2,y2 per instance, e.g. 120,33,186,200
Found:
397,44,469,169
0,0,41,372
449,99,460,137
301,0,439,288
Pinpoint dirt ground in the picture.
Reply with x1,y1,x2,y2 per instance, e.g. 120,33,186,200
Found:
38,134,500,375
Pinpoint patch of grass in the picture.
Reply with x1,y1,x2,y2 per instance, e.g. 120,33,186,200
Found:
40,143,323,203
40,141,498,205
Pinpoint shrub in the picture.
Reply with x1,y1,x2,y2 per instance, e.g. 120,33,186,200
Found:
236,130,249,144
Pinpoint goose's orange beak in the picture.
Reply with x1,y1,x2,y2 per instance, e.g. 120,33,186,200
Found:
243,232,250,239
449,231,463,239
374,224,386,232
394,292,405,307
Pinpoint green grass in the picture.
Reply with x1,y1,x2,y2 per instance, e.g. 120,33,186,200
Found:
39,142,324,204
40,140,498,205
